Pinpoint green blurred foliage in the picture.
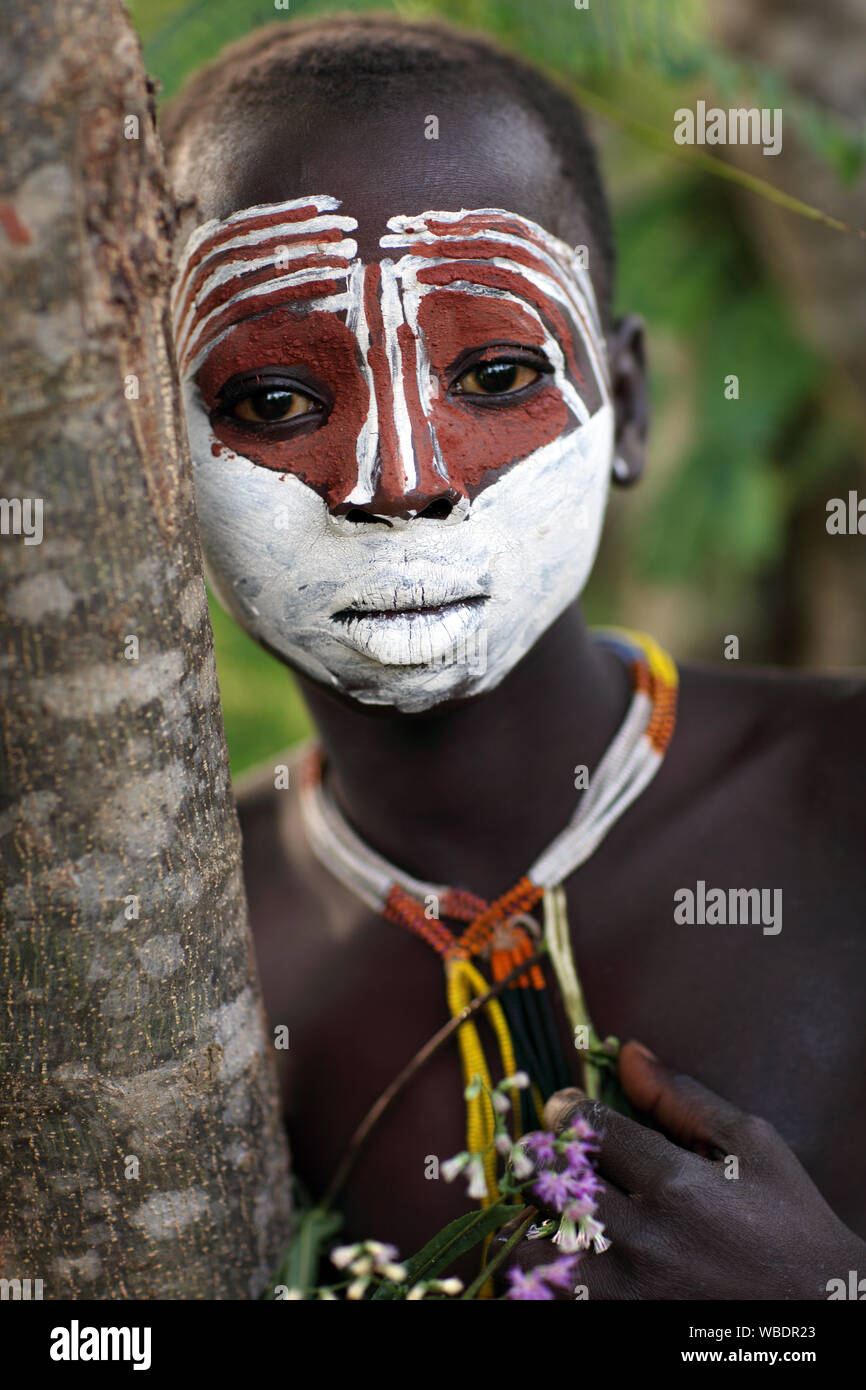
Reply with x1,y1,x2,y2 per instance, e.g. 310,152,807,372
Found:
208,594,312,775
129,0,864,771
614,173,826,581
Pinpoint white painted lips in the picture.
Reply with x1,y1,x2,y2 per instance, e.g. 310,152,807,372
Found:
329,569,490,665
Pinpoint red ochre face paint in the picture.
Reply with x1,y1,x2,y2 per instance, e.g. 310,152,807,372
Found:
173,198,609,512
416,290,570,490
172,195,615,715
196,306,370,511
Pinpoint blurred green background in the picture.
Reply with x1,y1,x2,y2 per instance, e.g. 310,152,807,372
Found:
129,0,866,776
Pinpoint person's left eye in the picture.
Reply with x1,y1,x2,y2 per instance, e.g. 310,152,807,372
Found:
453,359,542,397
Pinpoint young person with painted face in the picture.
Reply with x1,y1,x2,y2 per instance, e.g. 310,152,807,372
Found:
162,15,866,1299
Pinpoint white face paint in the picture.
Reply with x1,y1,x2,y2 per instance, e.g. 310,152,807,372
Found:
172,197,615,713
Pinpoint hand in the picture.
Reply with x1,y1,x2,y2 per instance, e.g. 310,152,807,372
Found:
503,1042,865,1300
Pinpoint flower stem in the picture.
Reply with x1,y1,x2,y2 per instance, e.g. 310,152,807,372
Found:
459,1210,537,1300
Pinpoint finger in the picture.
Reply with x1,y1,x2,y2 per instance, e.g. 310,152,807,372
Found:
494,1175,631,1245
618,1041,748,1155
493,1188,633,1300
542,1085,683,1194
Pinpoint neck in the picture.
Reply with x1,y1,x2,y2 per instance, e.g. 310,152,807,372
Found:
297,605,631,899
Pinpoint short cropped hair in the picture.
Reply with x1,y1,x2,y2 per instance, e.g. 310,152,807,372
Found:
161,11,615,316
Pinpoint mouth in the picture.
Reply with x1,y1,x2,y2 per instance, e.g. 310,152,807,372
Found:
330,592,489,666
333,592,487,622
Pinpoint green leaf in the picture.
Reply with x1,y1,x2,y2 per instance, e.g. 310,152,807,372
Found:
372,1202,519,1299
268,1205,343,1300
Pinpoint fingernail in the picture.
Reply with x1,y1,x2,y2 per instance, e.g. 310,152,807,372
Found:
543,1087,586,1132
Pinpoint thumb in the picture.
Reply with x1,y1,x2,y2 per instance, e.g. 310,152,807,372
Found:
618,1041,745,1157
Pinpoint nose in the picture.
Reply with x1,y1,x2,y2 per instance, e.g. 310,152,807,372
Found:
332,485,461,526
330,259,468,527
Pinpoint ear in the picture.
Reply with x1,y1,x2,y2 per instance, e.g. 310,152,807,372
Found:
607,313,648,487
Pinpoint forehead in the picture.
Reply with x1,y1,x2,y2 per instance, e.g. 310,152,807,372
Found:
177,82,594,267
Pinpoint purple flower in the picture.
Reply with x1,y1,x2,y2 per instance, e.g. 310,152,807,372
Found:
564,1168,603,1211
577,1167,604,1198
566,1116,596,1142
563,1139,592,1169
505,1266,556,1301
538,1254,580,1290
564,1192,599,1223
524,1130,558,1164
532,1167,580,1213
505,1255,580,1299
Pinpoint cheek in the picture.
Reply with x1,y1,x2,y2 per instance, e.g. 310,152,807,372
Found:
428,390,570,494
476,404,614,634
187,427,329,648
181,382,304,600
195,310,368,509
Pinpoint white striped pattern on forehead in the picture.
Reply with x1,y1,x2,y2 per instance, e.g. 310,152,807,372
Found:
383,206,604,336
171,194,359,376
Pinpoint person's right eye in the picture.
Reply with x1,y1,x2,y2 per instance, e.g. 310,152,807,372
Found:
229,387,321,424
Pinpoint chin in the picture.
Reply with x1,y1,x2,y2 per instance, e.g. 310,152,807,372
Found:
261,625,496,715
251,586,584,715
247,622,485,714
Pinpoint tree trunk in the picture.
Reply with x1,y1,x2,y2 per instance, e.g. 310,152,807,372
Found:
0,0,291,1299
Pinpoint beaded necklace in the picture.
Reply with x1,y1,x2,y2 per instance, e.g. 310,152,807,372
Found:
299,629,678,1204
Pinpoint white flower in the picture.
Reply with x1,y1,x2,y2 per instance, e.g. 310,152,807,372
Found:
500,1072,530,1091
380,1262,408,1282
466,1156,489,1201
576,1216,610,1254
430,1278,463,1297
552,1217,580,1253
364,1241,398,1261
441,1153,470,1183
406,1284,427,1301
347,1277,371,1300
330,1243,362,1270
495,1132,512,1156
348,1255,374,1277
491,1091,511,1115
510,1144,535,1180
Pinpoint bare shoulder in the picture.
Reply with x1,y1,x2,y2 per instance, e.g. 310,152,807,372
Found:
673,658,866,785
666,661,866,936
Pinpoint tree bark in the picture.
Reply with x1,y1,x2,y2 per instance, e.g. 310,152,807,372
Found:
0,0,291,1299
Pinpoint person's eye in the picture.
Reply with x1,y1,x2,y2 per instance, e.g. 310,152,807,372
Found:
230,388,320,423
453,359,543,397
